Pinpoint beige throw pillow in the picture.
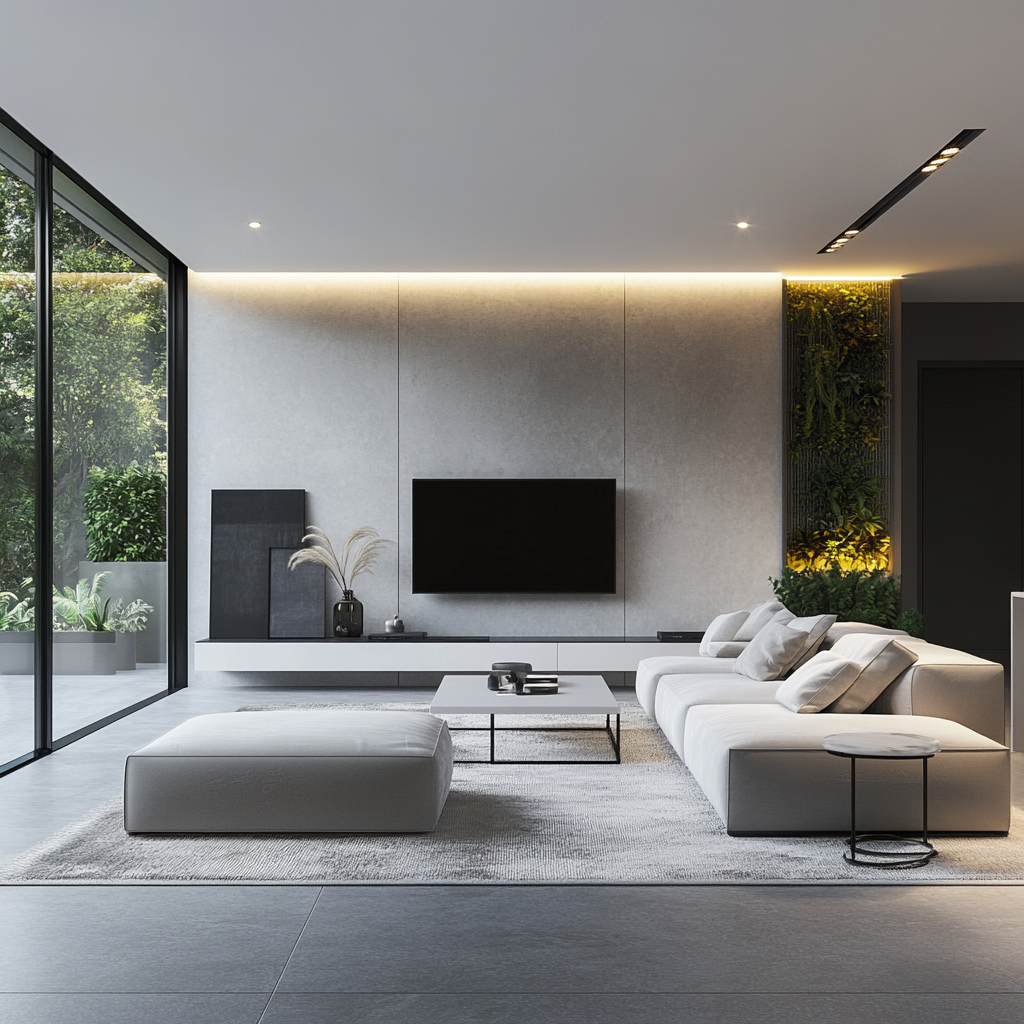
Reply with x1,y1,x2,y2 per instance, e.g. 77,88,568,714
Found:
698,610,749,656
820,621,910,650
704,641,749,658
734,600,787,642
775,652,862,713
826,633,920,713
784,614,838,672
733,620,811,681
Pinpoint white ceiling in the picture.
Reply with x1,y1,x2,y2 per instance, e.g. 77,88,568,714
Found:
2,0,1021,299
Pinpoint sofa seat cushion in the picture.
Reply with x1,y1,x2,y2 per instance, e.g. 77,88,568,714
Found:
683,704,1008,835
124,710,454,834
636,656,737,718
654,675,781,759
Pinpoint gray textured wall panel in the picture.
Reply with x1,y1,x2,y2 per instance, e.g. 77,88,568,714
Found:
397,274,626,637
188,274,399,684
624,274,784,633
188,272,786,684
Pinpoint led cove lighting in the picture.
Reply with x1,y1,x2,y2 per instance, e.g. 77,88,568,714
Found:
817,128,985,254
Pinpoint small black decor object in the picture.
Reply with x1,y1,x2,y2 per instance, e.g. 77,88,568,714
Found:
333,591,364,638
487,662,532,693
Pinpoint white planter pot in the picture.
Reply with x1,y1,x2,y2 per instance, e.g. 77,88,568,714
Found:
53,632,117,675
79,561,167,664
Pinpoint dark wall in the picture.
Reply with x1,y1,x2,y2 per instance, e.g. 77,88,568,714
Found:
901,303,1024,613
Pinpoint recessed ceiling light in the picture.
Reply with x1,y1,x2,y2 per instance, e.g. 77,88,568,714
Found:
248,221,262,229
817,128,985,254
736,222,749,229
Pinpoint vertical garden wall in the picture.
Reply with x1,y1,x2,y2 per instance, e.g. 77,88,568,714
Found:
785,281,893,573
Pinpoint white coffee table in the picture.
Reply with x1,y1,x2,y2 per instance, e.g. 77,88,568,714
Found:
430,674,622,764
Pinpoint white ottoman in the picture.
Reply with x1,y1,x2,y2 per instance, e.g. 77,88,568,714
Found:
124,710,453,834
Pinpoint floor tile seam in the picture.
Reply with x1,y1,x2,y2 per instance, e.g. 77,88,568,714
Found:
256,886,324,1024
266,988,1024,996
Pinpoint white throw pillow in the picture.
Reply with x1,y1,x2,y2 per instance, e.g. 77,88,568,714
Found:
698,610,749,656
826,634,920,713
775,651,862,713
734,600,787,642
733,620,811,681
784,614,838,673
819,621,910,650
704,641,749,658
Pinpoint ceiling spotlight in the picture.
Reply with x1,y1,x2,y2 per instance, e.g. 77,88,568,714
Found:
817,128,985,254
737,221,749,229
248,221,262,229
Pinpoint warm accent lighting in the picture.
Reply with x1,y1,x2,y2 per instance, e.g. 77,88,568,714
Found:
248,221,261,229
817,128,985,254
737,222,749,229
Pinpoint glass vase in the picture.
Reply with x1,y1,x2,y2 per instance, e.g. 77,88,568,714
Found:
333,590,363,638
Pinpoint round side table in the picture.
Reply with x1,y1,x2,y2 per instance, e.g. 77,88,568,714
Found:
823,732,941,869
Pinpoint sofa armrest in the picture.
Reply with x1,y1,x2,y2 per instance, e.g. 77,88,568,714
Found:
867,640,1005,743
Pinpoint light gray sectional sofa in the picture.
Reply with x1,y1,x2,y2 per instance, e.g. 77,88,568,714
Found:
637,612,1009,836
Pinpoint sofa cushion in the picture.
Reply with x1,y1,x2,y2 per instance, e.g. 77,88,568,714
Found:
820,621,909,650
654,674,780,759
733,600,787,642
733,620,810,681
635,655,737,717
775,651,861,713
698,610,750,655
826,634,919,713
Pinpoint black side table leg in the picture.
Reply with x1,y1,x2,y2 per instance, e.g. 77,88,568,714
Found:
849,755,857,863
490,714,495,764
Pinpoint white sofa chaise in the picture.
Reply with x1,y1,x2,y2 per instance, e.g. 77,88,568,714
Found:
638,633,1009,836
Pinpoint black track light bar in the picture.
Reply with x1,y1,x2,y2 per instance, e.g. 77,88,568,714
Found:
818,128,986,254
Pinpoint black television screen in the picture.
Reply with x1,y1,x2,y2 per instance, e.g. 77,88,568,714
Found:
412,478,616,594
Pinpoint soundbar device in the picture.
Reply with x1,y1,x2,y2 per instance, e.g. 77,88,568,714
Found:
657,630,703,642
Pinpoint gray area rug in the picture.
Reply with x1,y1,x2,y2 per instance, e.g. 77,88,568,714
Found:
2,703,1022,885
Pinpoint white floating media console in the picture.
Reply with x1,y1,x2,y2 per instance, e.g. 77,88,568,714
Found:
194,639,700,674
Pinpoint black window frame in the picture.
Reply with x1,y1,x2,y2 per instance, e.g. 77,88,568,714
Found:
0,105,187,777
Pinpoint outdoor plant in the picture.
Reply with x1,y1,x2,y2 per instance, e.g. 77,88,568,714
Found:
288,526,391,593
83,466,167,562
895,607,926,639
770,566,900,627
0,591,34,631
51,571,152,632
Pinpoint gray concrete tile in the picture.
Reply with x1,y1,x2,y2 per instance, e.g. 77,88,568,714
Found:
0,993,268,1024
0,886,319,993
259,992,1024,1024
278,885,1024,994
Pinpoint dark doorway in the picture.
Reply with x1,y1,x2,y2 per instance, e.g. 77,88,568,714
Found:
919,366,1023,672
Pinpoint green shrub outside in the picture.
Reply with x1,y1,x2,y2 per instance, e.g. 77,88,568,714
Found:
83,467,166,562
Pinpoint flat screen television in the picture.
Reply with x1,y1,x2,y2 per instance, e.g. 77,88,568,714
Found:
412,478,616,594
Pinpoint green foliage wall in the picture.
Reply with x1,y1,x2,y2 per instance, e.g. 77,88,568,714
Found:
83,466,166,562
785,281,892,573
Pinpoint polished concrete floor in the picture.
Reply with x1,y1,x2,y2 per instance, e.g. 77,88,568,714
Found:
2,686,1023,1024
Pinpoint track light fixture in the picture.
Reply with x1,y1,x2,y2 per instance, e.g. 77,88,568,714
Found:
818,128,985,254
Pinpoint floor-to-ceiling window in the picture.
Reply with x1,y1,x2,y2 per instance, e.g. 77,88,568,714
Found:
0,123,37,768
0,110,185,776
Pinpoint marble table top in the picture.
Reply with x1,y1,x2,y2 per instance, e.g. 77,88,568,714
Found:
822,732,942,757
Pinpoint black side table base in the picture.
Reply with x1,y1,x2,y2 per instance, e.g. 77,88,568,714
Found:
844,833,937,870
